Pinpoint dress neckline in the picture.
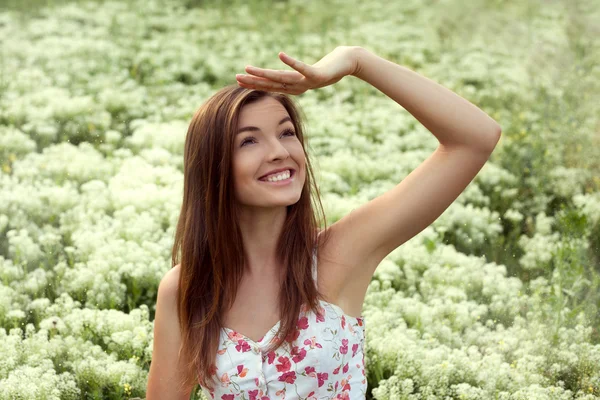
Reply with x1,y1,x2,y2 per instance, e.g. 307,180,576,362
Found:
220,299,364,346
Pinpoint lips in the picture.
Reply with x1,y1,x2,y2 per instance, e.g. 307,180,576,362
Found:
259,168,295,180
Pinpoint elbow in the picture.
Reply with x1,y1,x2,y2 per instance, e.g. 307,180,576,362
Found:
491,126,502,148
482,126,502,153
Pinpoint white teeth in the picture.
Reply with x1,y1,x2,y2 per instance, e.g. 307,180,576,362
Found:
263,170,291,182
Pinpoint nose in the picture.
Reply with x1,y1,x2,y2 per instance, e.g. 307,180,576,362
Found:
265,137,291,160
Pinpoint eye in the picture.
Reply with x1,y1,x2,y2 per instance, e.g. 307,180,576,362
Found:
282,128,296,137
240,128,296,147
240,137,255,147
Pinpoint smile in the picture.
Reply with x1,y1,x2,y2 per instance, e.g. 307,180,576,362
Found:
258,170,295,185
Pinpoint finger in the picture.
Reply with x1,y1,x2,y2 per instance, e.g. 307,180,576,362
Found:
236,74,276,86
237,78,303,95
244,65,303,84
279,52,316,78
236,75,288,92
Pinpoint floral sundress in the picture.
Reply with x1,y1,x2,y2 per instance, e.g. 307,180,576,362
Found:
199,247,367,400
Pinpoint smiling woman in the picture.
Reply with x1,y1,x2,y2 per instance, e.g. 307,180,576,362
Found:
145,84,335,398
231,96,306,220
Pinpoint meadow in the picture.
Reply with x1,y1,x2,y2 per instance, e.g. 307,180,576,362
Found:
0,0,599,398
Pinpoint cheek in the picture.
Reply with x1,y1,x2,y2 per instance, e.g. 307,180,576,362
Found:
232,157,258,182
294,149,306,172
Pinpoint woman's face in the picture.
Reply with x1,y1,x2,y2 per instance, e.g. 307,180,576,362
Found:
232,96,306,210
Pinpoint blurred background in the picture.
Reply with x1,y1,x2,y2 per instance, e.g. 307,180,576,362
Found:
1,0,599,399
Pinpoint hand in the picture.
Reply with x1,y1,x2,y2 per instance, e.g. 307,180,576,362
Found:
235,46,361,95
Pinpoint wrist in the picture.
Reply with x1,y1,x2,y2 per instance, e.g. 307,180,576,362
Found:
348,46,368,78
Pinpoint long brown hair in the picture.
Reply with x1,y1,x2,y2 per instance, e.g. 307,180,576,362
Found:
171,84,333,394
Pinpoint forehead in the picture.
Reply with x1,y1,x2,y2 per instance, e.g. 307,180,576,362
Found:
238,97,289,126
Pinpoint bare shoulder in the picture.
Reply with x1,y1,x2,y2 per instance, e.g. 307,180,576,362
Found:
146,263,190,399
166,263,181,281
159,264,181,296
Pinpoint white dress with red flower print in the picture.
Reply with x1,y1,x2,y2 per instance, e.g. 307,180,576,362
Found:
199,246,367,400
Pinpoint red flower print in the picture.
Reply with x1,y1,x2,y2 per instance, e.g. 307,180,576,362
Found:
316,306,325,323
339,338,349,355
227,331,245,341
357,317,363,326
267,350,276,364
249,389,268,400
278,371,297,384
236,364,248,377
303,336,323,349
291,346,307,363
352,343,359,357
317,372,328,387
341,376,351,391
297,315,309,330
333,366,340,375
251,387,268,399
343,362,349,373
222,394,235,400
275,355,291,372
305,366,316,376
235,339,251,353
341,315,346,330
219,372,231,386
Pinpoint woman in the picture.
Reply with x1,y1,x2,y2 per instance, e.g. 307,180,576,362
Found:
146,46,502,399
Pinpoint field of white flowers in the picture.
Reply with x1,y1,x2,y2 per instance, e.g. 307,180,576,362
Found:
1,0,599,398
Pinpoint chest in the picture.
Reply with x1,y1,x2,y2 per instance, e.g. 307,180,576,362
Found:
221,275,283,343
220,252,343,341
209,300,367,399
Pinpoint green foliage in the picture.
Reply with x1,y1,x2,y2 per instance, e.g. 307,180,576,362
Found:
0,0,599,398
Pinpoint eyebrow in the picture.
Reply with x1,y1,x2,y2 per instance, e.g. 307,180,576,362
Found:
237,116,292,135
